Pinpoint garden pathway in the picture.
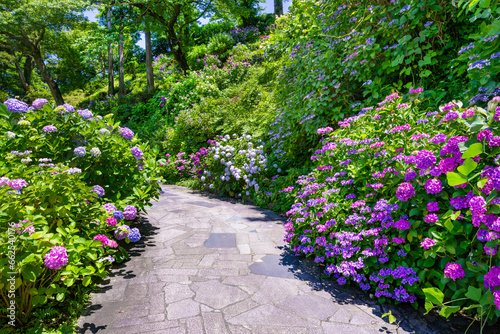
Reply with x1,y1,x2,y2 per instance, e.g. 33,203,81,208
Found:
76,185,445,334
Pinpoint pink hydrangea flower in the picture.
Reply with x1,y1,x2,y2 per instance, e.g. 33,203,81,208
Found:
44,246,68,270
421,238,436,249
444,263,465,281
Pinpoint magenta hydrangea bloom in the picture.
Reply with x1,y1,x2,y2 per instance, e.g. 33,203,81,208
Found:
396,182,415,201
415,150,436,170
469,196,487,215
93,234,109,247
106,217,117,226
425,214,439,223
44,246,68,270
124,205,137,220
395,219,410,230
427,202,439,212
478,130,493,142
8,178,28,190
425,179,442,194
421,238,436,249
485,267,500,290
444,263,465,281
494,291,500,311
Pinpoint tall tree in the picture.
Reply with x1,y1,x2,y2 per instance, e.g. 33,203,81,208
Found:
274,0,283,16
145,19,154,93
118,8,125,97
107,6,115,95
0,0,88,104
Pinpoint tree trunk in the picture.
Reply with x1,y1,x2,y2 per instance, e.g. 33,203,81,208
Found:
23,56,33,87
274,0,283,16
107,7,114,96
119,22,125,98
166,29,188,74
145,20,154,93
13,55,30,93
31,48,64,105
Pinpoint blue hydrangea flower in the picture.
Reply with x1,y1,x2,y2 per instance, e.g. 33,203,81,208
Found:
113,211,124,220
74,146,86,157
127,228,141,242
4,98,29,113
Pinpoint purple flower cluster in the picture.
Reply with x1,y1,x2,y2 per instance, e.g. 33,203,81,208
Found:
44,246,68,269
124,205,137,220
43,125,57,133
4,98,29,113
396,182,415,201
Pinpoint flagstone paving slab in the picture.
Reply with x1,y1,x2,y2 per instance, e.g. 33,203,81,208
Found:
76,185,453,334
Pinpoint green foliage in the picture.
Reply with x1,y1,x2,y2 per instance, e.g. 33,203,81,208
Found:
0,100,162,329
207,33,236,60
187,44,208,70
264,0,487,169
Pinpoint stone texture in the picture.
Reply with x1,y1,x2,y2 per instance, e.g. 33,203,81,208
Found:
76,184,450,334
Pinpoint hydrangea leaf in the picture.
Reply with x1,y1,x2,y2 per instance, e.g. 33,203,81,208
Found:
423,287,444,305
462,143,483,159
465,286,482,302
446,172,467,186
457,158,477,176
439,305,460,318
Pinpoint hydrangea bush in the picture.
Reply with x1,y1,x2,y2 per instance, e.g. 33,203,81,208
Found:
190,134,268,198
0,99,162,326
284,91,500,322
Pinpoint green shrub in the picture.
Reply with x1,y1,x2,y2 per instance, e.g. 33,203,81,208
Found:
0,99,163,329
207,33,236,60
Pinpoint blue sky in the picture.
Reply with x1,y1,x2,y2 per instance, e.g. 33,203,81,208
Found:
84,0,290,49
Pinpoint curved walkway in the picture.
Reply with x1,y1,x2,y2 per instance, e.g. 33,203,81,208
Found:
77,185,444,334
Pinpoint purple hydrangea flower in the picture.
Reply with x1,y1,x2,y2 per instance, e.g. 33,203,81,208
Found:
78,109,93,119
430,133,447,144
405,169,417,181
427,202,439,212
424,214,439,223
44,246,68,269
120,127,134,140
124,205,137,220
130,147,143,160
4,98,29,113
444,263,465,281
415,150,436,170
99,128,109,135
103,203,117,213
396,182,415,201
0,177,9,186
74,146,86,157
62,104,75,112
114,225,130,240
9,178,28,190
43,125,57,133
127,228,141,242
490,168,500,190
425,179,442,194
469,196,487,215
92,185,105,197
32,98,49,109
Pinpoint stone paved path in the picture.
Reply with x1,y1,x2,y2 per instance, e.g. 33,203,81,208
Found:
76,185,446,334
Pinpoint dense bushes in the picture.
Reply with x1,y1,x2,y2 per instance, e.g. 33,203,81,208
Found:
264,0,499,170
284,91,500,322
0,99,162,329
